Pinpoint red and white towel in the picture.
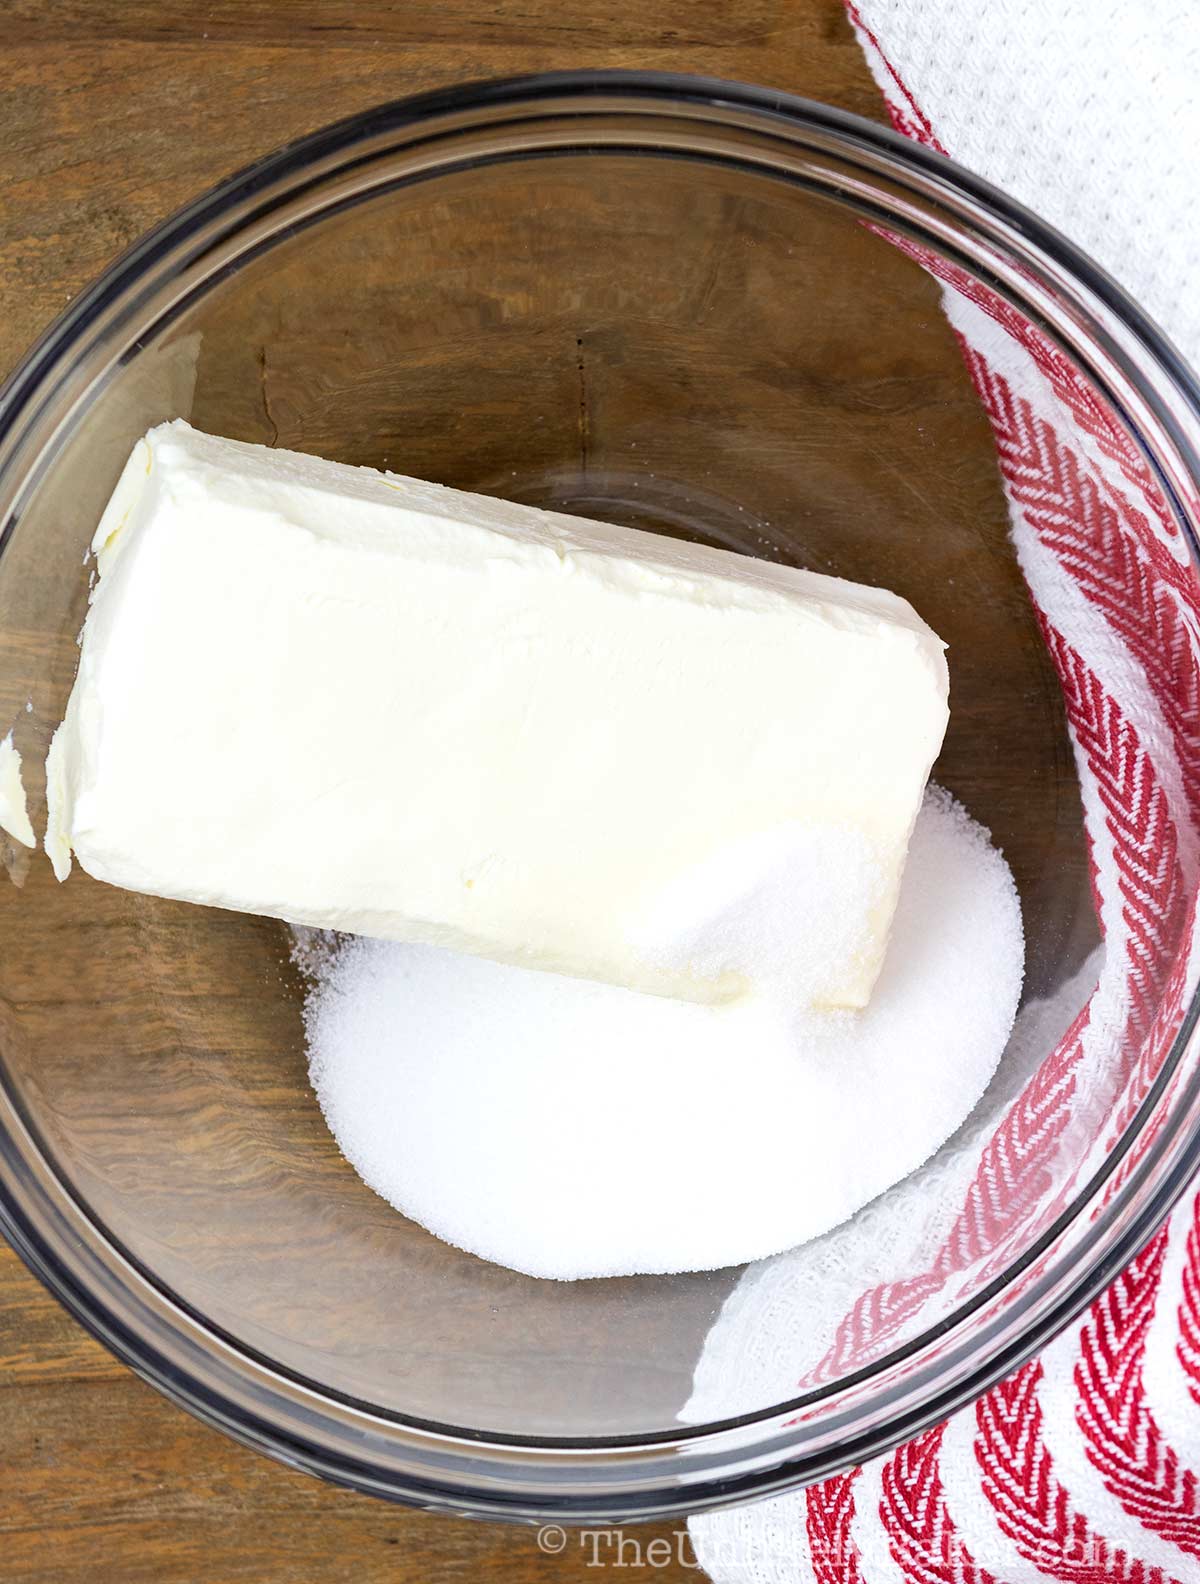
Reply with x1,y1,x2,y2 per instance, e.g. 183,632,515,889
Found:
688,5,1200,1580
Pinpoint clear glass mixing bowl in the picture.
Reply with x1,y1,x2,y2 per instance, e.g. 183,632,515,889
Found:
2,72,1200,1522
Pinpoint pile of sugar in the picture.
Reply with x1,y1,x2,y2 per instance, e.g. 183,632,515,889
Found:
631,820,886,1010
302,789,1024,1280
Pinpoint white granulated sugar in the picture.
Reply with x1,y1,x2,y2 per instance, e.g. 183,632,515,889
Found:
303,788,1024,1280
632,821,884,1009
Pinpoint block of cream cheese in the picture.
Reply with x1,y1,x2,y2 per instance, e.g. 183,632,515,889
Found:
0,733,34,849
46,421,949,1007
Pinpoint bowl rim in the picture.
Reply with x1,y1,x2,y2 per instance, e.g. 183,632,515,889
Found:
3,67,1200,1520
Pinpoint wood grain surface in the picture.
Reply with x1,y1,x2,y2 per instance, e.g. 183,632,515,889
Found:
0,4,1044,1581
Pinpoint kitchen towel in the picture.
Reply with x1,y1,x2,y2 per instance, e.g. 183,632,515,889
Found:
688,4,1200,1581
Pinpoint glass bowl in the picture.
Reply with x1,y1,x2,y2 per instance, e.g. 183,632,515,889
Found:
2,71,1200,1523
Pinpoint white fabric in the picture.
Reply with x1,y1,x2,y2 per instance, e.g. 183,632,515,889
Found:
853,0,1200,374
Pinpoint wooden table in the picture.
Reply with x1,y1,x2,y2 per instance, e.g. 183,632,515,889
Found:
0,4,886,1579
